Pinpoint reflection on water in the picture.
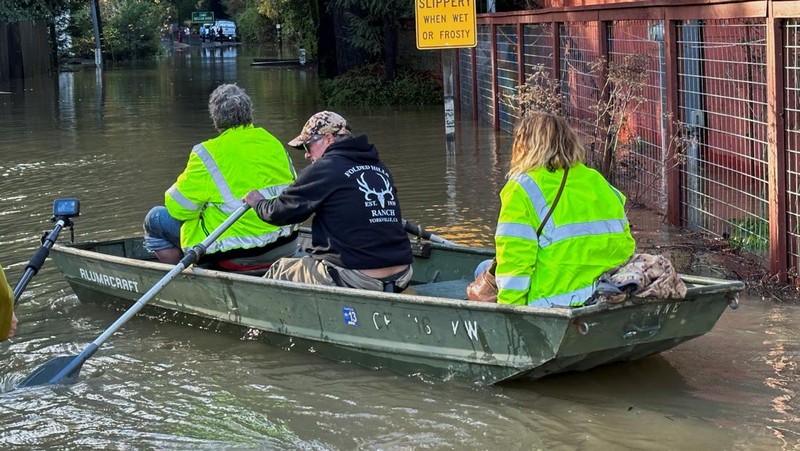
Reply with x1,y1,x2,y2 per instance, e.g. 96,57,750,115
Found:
761,308,800,447
0,48,798,449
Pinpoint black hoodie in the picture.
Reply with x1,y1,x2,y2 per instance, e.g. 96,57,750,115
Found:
254,135,413,269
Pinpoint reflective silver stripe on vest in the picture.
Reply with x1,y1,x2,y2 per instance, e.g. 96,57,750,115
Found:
541,219,628,248
495,222,537,241
217,184,291,214
515,174,554,237
194,145,292,214
167,184,202,211
193,143,237,203
529,283,595,307
496,274,531,291
515,172,627,246
206,224,298,254
608,184,631,225
259,184,291,200
608,183,624,205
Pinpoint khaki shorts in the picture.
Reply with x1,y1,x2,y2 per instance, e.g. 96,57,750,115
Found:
264,256,413,292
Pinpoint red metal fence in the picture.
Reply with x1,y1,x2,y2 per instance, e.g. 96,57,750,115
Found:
456,0,800,282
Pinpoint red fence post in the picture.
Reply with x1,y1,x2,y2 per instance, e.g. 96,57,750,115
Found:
490,23,500,131
597,20,611,177
766,16,788,282
471,46,478,122
664,18,682,226
551,21,561,93
517,23,525,88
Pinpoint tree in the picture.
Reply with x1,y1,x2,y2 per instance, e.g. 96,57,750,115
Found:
234,0,272,45
257,0,316,59
332,0,413,81
0,0,63,22
103,0,168,60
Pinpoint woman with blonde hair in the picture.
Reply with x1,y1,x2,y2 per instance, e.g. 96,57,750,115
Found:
468,112,635,307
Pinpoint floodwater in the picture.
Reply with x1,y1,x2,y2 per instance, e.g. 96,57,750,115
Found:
0,45,797,449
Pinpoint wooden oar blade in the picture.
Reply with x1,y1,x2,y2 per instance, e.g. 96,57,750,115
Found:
17,355,81,388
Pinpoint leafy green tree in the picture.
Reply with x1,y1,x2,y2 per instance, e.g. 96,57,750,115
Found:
1,0,92,63
223,0,246,18
171,0,201,23
60,2,94,58
332,0,413,81
234,0,272,45
257,0,315,57
103,0,168,60
0,0,61,21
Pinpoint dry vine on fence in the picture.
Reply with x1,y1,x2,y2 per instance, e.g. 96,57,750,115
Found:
504,55,690,209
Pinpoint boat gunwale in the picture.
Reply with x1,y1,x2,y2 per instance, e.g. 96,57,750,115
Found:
51,241,745,318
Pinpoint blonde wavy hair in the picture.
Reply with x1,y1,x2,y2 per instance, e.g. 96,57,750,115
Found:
507,112,585,179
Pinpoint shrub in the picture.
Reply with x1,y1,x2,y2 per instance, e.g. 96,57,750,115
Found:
726,216,769,253
320,64,442,106
104,0,166,61
235,5,272,46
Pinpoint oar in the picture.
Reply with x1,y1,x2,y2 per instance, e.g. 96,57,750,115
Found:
402,219,458,246
17,204,250,388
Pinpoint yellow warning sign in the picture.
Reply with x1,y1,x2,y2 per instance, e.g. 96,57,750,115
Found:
415,0,477,50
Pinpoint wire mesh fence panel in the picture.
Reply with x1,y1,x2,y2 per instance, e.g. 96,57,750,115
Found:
559,22,601,166
460,7,800,277
476,24,495,126
523,22,554,76
496,25,520,132
785,20,800,276
607,20,668,213
677,19,769,256
458,47,474,116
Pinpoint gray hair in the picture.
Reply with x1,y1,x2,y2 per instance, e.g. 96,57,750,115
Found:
208,83,253,131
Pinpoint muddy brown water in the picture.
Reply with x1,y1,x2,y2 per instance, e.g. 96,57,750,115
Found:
0,46,797,449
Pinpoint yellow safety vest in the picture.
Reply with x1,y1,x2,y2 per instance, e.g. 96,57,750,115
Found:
495,163,635,307
164,125,297,254
0,266,12,341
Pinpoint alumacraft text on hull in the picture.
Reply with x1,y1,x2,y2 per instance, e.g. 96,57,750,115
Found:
46,233,744,384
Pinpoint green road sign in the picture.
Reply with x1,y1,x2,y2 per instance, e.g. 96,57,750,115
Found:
192,11,214,24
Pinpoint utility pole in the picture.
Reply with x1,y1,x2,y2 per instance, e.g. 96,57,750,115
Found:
89,0,103,68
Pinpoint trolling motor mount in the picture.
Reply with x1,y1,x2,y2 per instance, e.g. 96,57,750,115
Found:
44,198,81,244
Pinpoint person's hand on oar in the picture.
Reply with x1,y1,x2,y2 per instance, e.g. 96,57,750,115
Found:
243,190,265,209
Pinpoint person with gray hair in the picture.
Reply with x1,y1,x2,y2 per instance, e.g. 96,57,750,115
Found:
208,83,253,131
143,83,299,269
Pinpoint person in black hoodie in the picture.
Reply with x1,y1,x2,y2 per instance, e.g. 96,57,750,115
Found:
243,111,413,292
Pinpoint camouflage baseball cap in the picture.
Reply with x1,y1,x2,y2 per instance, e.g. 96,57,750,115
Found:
287,111,352,148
